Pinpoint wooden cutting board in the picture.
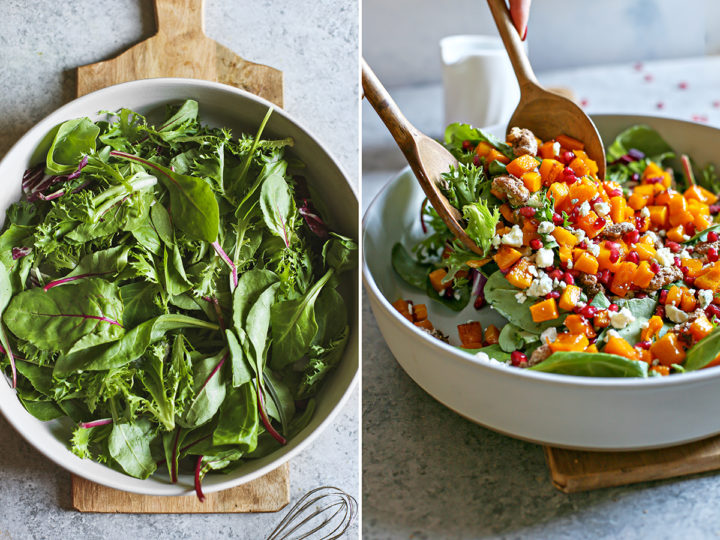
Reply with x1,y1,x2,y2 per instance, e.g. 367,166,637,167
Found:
71,0,288,512
545,434,720,493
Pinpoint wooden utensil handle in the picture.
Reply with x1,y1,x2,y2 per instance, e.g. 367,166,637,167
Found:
362,59,417,150
486,0,538,89
154,0,205,36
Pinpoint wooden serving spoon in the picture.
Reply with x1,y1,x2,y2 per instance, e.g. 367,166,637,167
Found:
362,59,486,256
487,0,606,179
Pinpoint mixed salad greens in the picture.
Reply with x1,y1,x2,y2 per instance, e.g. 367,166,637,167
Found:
0,100,356,498
392,121,720,378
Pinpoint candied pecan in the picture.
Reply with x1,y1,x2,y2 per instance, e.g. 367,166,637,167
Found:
694,240,720,257
602,222,635,239
528,344,552,367
644,266,683,292
492,174,529,207
507,127,538,157
577,272,604,297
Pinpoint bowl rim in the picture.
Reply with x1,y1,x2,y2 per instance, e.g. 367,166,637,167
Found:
0,76,359,495
362,112,720,390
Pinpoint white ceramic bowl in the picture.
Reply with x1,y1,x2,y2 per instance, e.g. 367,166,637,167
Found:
0,78,358,495
364,114,720,451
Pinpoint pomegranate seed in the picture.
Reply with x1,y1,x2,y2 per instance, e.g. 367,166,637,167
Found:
655,305,665,318
563,273,575,285
709,247,719,262
598,269,611,286
530,238,543,250
545,290,561,299
666,241,681,253
562,168,578,185
511,351,527,366
708,231,719,242
685,276,695,286
568,268,580,277
519,206,536,218
685,223,696,237
549,269,564,280
609,249,620,263
626,252,640,264
637,340,652,350
706,305,720,319
607,188,623,197
681,266,689,275
561,151,575,165
636,293,647,299
462,140,473,151
659,289,669,304
473,154,481,167
552,213,564,225
635,216,647,231
573,304,586,314
646,176,663,185
605,241,620,250
650,262,661,273
710,204,720,214
623,230,640,244
579,241,588,249
474,295,486,309
593,217,607,230
608,303,619,312
631,173,640,182
581,305,597,318
500,268,509,275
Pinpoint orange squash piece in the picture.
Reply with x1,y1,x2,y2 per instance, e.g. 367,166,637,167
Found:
681,290,697,312
574,252,599,274
556,134,585,151
569,157,590,177
529,298,559,323
415,319,434,331
392,299,413,321
521,171,542,193
552,226,579,247
548,182,569,209
558,284,582,311
635,243,657,262
684,184,718,205
549,332,589,353
429,269,450,293
486,148,510,165
565,314,596,338
493,245,523,271
641,315,664,342
632,261,655,289
458,321,484,349
648,205,668,228
506,258,534,289
604,336,638,360
539,158,563,185
610,262,638,297
484,325,500,346
475,141,493,157
689,315,714,342
499,203,516,224
609,196,628,223
413,304,428,322
506,154,539,177
695,266,720,292
538,141,557,159
650,332,686,367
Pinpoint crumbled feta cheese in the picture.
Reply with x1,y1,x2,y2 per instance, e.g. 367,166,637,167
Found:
475,351,508,366
658,230,666,237
492,234,502,248
610,307,636,329
574,228,587,243
587,242,600,257
682,234,691,241
515,292,527,303
579,201,592,215
535,248,554,268
699,289,714,308
640,207,651,218
540,327,557,345
527,274,553,297
645,231,658,244
566,260,573,269
655,247,674,267
537,221,555,234
593,201,611,216
552,141,561,155
571,198,579,205
528,264,538,276
665,305,690,324
558,281,567,289
606,329,621,341
501,225,524,247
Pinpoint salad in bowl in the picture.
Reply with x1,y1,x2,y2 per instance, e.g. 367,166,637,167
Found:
391,122,720,377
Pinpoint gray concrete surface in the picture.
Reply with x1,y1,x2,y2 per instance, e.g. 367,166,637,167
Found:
0,1,359,538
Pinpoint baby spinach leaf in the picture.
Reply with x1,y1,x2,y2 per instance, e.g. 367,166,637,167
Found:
260,172,294,247
322,233,358,275
45,118,100,174
53,314,219,375
0,261,16,385
685,326,720,371
111,152,219,243
607,124,674,164
108,418,157,479
484,271,566,332
179,350,228,429
391,243,430,290
161,245,192,296
424,276,470,312
226,329,253,387
120,282,162,328
444,122,514,159
150,203,175,246
613,296,657,345
270,269,334,370
530,351,649,377
4,278,124,354
19,398,65,421
246,283,280,374
232,269,279,331
212,382,259,451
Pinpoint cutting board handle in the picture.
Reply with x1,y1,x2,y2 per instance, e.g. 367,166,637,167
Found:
154,0,205,36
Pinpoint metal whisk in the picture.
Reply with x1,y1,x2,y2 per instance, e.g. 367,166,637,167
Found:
266,486,358,540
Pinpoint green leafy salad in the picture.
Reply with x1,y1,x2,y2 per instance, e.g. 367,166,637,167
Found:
392,121,720,378
0,100,356,498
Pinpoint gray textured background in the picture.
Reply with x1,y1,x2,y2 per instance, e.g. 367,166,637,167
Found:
0,1,359,538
